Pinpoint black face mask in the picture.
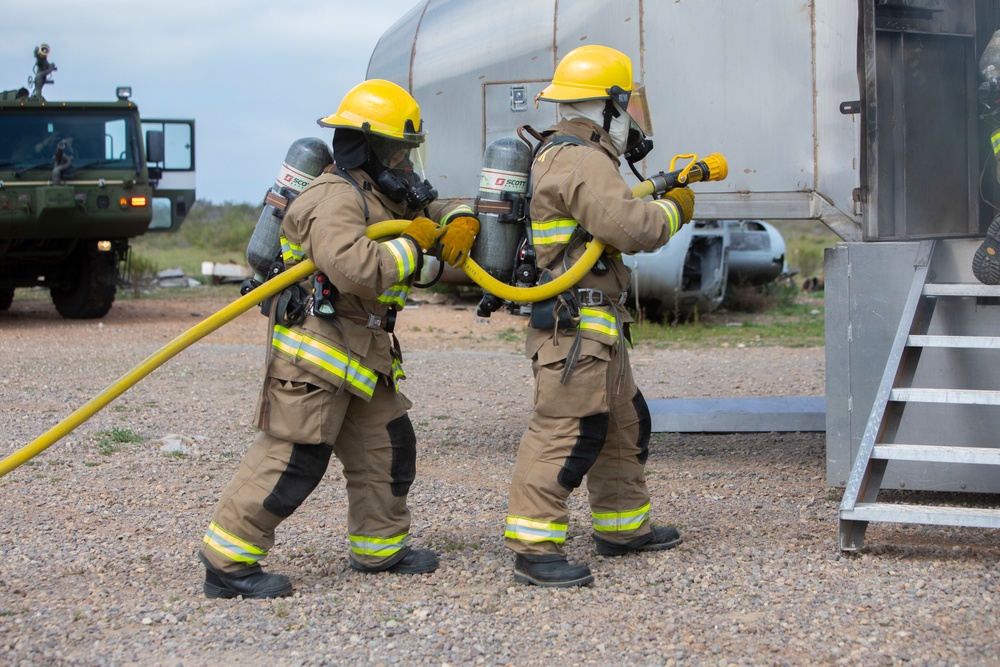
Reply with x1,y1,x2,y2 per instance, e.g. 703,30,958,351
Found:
623,131,653,165
376,164,438,210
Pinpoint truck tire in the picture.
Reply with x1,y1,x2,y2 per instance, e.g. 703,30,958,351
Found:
51,244,118,319
0,288,13,311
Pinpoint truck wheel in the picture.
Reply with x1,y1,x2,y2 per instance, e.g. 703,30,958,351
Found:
0,288,13,311
51,244,118,319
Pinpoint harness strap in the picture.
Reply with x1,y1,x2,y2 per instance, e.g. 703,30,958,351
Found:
332,166,370,222
337,308,396,332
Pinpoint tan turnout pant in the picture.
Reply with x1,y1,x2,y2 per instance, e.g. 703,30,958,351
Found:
201,374,417,573
505,340,653,557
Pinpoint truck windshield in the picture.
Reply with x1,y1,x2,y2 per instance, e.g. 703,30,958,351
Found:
0,111,139,171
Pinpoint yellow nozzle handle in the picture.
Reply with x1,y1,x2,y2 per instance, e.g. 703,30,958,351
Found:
644,153,728,194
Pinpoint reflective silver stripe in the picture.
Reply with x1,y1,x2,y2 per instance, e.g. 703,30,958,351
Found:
280,236,305,263
504,516,568,543
652,199,682,236
592,503,650,533
202,521,267,565
579,307,618,339
531,218,577,245
349,532,409,557
382,237,418,279
272,324,378,397
391,357,405,387
443,205,476,223
378,283,411,308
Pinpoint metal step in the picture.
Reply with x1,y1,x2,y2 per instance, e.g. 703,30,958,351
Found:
907,334,1000,349
839,244,1000,551
841,503,1000,529
872,444,1000,465
923,283,1000,298
890,387,1000,405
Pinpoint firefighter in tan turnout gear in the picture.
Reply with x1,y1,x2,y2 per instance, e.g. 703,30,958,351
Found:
505,45,693,587
198,79,479,599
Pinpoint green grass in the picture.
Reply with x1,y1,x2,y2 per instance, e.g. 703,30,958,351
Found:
94,427,146,456
130,200,258,279
770,219,841,284
632,292,825,349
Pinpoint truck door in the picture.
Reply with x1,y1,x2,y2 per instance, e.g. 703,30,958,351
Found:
142,119,196,232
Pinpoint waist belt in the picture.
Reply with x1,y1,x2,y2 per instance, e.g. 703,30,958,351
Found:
577,288,628,307
338,309,396,333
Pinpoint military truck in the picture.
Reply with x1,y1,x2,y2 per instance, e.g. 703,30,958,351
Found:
0,44,196,318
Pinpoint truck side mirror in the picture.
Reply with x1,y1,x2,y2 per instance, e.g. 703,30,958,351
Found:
145,129,164,164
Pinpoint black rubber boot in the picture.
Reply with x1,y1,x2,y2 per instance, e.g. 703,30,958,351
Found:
593,524,683,556
199,553,292,600
513,553,594,587
973,214,1000,285
350,547,439,574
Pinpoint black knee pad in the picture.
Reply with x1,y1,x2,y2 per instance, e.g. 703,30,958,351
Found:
387,414,416,497
263,443,333,518
633,389,652,465
557,412,609,491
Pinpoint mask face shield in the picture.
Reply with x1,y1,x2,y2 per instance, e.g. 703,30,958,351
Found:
607,84,653,155
624,85,653,138
368,135,428,180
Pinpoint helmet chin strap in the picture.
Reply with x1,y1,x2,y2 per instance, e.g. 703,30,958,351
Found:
602,99,620,133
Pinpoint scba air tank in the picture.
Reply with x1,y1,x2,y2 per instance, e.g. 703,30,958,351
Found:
470,136,532,281
982,29,1000,81
246,137,334,279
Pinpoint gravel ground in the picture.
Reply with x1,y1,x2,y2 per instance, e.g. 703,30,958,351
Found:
0,292,997,667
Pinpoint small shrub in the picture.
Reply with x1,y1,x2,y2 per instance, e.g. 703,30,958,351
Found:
125,251,160,296
722,283,774,313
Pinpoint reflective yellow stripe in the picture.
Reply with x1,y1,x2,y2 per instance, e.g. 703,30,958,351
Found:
579,307,618,339
652,199,682,236
532,218,577,245
280,236,305,263
271,324,379,397
504,516,568,543
391,356,405,388
992,129,1000,156
378,283,411,309
202,521,267,565
349,532,409,557
442,205,476,224
592,503,650,533
383,237,417,280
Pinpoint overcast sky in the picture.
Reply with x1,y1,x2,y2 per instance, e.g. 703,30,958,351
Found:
3,0,422,205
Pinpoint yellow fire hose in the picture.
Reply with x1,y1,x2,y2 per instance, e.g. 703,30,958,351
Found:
0,259,315,478
0,153,726,477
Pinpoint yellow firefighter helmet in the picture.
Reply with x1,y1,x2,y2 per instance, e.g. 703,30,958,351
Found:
318,79,425,145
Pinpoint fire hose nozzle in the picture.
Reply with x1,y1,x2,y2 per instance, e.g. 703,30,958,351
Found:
640,152,729,198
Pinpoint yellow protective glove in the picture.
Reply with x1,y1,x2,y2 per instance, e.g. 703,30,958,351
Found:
439,216,480,268
661,186,695,236
400,216,445,251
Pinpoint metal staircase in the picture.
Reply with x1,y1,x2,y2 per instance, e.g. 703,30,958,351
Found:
838,240,1000,551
